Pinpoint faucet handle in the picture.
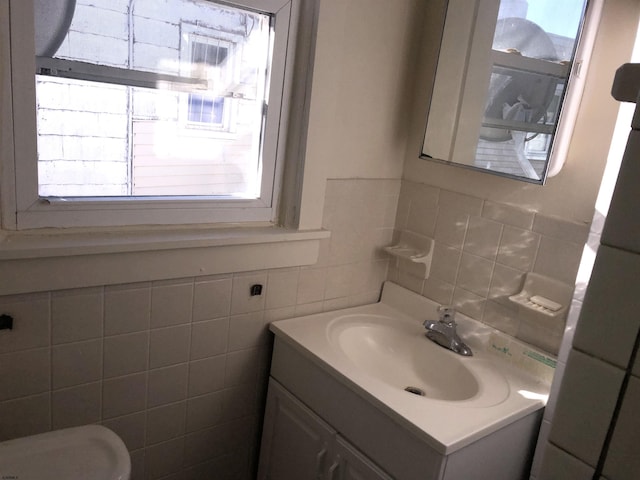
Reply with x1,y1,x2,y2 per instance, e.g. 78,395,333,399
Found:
438,306,456,324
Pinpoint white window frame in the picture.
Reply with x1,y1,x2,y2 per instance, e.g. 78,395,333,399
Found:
421,0,603,183
2,0,301,229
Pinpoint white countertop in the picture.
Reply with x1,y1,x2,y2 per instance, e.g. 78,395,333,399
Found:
270,282,553,454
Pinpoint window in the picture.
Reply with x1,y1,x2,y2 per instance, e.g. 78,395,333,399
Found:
422,0,603,183
4,0,307,228
187,39,232,127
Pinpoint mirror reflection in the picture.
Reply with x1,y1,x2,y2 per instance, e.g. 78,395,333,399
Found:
422,0,590,183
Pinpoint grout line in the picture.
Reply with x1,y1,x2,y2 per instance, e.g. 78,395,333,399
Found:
599,240,640,257
593,326,640,479
529,231,542,275
48,291,53,430
100,286,105,425
184,277,195,441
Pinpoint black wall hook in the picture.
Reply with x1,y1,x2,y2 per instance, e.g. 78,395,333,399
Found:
0,314,14,330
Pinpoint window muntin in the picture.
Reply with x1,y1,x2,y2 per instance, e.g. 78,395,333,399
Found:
35,0,272,199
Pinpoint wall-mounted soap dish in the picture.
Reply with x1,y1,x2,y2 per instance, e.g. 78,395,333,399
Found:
508,272,573,317
509,293,564,317
384,231,434,279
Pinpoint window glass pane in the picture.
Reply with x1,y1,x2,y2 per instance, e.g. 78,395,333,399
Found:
35,0,273,198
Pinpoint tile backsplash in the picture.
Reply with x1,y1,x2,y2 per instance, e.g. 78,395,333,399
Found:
0,178,399,480
0,177,593,478
389,180,589,356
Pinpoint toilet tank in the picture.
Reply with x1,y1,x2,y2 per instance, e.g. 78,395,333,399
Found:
0,425,130,480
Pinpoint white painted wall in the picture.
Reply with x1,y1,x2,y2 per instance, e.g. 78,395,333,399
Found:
298,0,420,229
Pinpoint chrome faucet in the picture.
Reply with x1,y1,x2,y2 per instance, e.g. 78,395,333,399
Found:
423,306,473,356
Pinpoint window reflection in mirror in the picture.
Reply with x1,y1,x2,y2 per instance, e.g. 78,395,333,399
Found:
421,0,599,183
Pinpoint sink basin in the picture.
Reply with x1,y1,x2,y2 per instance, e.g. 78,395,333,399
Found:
326,312,511,407
327,314,479,401
269,281,551,453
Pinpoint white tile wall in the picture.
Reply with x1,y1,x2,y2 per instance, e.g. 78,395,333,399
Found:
103,412,146,450
573,245,640,369
548,350,624,467
391,180,588,355
190,318,228,360
538,444,595,479
150,280,193,328
463,216,503,260
0,349,50,401
601,130,640,254
0,394,51,441
533,236,585,285
52,340,102,389
51,288,103,344
192,276,232,321
0,294,50,353
538,95,640,480
482,201,535,230
103,373,148,418
602,376,640,479
146,402,186,446
0,178,398,479
103,332,149,378
231,273,268,315
497,226,540,271
148,364,188,408
149,324,190,369
52,382,101,429
104,283,151,336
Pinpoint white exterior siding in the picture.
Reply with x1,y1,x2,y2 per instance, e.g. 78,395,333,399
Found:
132,89,180,120
133,42,180,74
131,121,254,196
37,79,128,114
71,4,129,40
133,17,180,50
37,77,129,196
58,31,129,67
77,0,130,14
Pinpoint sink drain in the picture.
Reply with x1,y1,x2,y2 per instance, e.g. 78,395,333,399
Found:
404,386,425,396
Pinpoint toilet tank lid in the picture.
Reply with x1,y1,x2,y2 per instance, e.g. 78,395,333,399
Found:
0,425,130,480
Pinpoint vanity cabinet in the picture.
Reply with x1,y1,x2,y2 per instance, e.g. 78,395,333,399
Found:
258,379,392,480
258,336,543,480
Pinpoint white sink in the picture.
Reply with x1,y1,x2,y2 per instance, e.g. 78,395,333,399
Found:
270,282,553,453
327,313,509,404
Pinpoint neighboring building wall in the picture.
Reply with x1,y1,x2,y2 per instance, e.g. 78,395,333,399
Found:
37,78,130,196
130,118,256,196
0,178,397,480
388,180,588,356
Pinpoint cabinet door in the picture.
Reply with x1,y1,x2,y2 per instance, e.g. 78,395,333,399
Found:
331,436,393,480
257,379,335,480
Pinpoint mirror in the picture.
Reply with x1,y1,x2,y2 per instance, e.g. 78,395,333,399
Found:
421,0,592,183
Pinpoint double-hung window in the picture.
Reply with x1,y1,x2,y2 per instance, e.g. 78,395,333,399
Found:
4,0,304,228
